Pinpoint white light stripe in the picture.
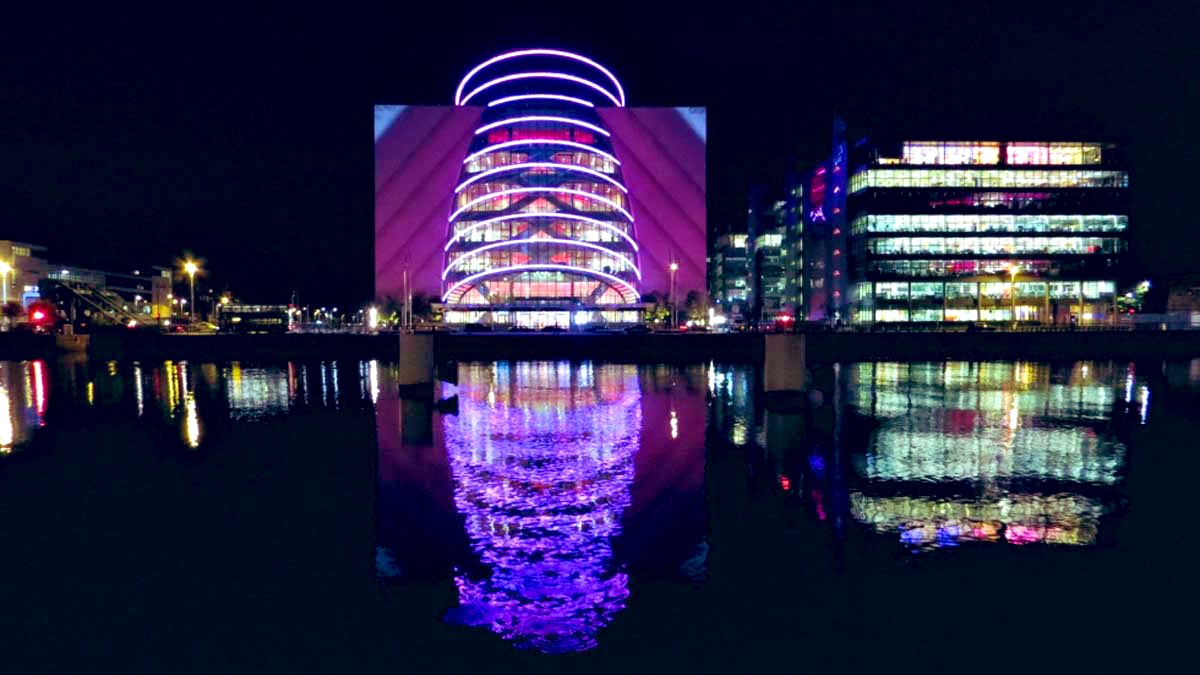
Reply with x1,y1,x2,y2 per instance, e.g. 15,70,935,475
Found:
443,238,641,280
460,72,622,107
463,139,620,166
443,264,640,303
455,162,628,194
445,213,638,252
449,187,633,223
455,49,626,107
475,115,610,137
487,94,594,108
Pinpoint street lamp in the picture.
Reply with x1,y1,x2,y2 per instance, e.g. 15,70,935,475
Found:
669,261,679,330
183,261,199,325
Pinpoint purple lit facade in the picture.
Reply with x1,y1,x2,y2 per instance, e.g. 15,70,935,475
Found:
375,49,705,328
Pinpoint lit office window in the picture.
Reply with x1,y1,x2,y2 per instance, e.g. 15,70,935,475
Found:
853,214,1127,235
902,141,1001,165
850,169,1126,193
1007,142,1103,165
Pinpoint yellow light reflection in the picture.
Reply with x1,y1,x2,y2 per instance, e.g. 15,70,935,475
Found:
134,364,144,417
32,361,45,421
164,360,179,412
86,381,95,406
184,392,201,448
0,382,13,452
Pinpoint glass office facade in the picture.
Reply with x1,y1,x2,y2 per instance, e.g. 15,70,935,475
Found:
843,138,1129,325
443,52,641,328
712,232,749,313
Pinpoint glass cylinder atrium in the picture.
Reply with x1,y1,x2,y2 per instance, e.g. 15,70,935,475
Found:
444,50,641,329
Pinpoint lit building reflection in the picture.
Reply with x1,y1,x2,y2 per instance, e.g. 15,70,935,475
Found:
706,362,755,447
443,362,641,653
846,361,1134,550
223,362,292,419
0,361,49,455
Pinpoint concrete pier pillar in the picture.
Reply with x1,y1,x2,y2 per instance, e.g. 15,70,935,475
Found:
763,333,807,411
763,333,806,392
398,332,436,388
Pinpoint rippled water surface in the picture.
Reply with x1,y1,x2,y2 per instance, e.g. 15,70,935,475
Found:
1,356,1197,672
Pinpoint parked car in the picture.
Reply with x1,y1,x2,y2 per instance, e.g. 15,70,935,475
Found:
585,324,611,333
624,324,651,334
462,322,492,332
540,325,566,333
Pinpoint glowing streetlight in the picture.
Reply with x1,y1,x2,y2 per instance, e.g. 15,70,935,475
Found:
183,261,199,324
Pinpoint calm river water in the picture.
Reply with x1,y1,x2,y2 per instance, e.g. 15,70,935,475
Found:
1,356,1197,673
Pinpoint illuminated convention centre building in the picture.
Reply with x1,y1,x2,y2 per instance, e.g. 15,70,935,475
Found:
374,49,707,329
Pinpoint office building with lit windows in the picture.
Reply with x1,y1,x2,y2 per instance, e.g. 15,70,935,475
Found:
711,232,749,315
802,124,1130,325
780,176,804,317
374,49,707,329
746,194,788,327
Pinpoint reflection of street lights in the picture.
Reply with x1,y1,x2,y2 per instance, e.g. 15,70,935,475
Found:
1008,265,1018,330
669,261,679,329
0,261,11,305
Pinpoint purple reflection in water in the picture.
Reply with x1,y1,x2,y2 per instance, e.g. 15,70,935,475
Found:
442,362,641,653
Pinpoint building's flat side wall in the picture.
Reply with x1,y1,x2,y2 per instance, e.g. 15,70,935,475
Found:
374,106,482,303
598,108,707,298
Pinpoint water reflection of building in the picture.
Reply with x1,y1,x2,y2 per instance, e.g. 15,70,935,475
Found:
374,360,709,652
443,362,641,653
706,362,756,447
847,361,1132,549
223,363,292,419
0,361,47,454
618,365,709,581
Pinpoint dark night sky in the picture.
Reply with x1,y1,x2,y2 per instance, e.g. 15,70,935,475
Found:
1,3,1196,304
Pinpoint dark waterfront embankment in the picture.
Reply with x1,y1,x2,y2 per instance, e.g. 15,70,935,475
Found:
5,329,1200,363
0,332,55,360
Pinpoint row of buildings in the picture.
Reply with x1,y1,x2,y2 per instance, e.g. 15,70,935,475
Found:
377,49,1149,330
0,239,175,325
711,119,1132,327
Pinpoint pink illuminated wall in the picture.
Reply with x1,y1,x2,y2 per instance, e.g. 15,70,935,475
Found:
599,108,706,296
375,106,482,302
374,106,706,303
